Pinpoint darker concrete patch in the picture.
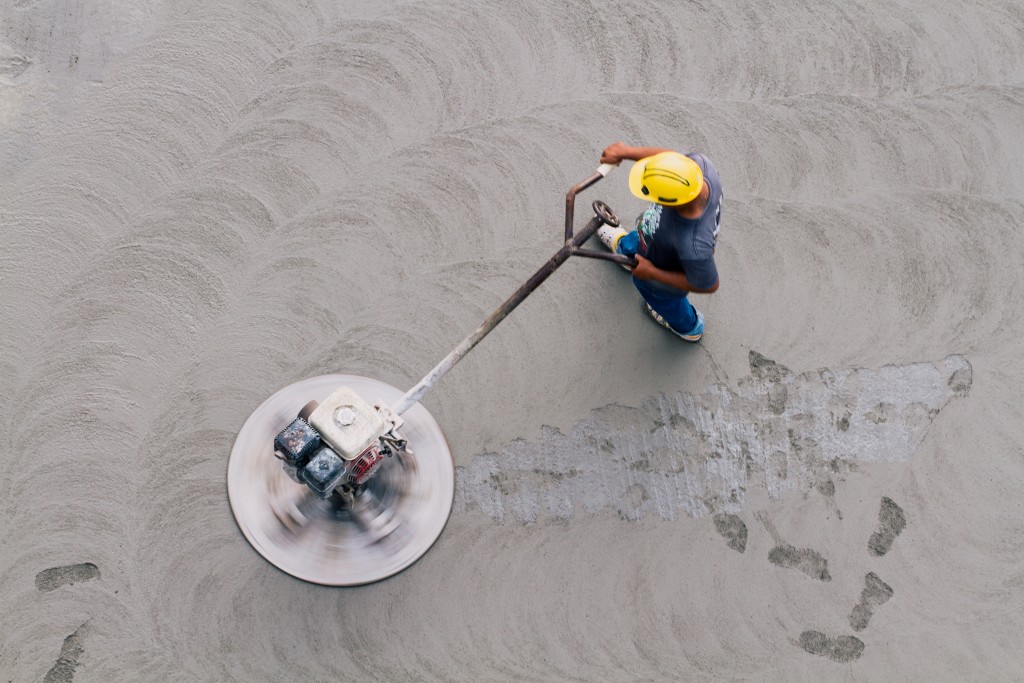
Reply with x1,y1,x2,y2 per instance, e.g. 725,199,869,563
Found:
815,476,844,519
768,544,831,581
815,478,835,497
712,514,748,553
798,630,864,662
766,384,788,415
749,352,791,414
624,483,649,509
35,563,100,592
849,572,894,631
43,625,86,683
947,364,973,396
748,350,789,381
868,497,906,556
668,412,696,431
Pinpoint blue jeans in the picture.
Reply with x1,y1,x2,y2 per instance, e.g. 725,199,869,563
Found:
616,231,699,333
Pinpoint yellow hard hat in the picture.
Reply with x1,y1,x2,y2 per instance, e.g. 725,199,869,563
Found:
628,152,703,206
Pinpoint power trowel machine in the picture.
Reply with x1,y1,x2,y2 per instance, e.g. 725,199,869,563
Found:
227,163,635,585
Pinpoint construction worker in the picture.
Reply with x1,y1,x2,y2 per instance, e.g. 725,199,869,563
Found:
597,142,722,342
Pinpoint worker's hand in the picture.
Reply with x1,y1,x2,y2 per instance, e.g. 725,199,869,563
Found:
630,254,658,281
601,142,630,165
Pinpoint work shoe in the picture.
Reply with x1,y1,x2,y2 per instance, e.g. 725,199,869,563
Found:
597,224,627,253
644,302,704,342
596,224,631,271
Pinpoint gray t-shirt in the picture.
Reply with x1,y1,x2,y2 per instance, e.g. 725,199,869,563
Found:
634,152,722,292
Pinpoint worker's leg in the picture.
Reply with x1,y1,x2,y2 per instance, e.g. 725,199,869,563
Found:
606,228,704,340
632,278,700,335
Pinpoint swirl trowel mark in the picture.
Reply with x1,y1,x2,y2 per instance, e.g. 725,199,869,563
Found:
455,354,972,523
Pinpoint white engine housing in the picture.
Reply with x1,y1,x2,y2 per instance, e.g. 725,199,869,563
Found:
308,386,388,460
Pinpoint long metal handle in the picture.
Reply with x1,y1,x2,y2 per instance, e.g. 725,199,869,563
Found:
393,165,616,416
572,247,638,268
565,163,619,242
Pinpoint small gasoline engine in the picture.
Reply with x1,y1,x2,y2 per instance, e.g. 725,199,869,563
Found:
273,386,410,499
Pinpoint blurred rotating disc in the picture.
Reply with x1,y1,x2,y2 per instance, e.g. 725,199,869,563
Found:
227,375,454,586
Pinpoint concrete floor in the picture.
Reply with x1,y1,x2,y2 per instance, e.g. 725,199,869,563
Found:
2,1,1023,680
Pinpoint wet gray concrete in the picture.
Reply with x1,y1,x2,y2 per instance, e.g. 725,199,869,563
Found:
3,0,1024,680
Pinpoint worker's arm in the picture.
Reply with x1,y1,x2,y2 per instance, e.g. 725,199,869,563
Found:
601,142,677,164
631,254,719,294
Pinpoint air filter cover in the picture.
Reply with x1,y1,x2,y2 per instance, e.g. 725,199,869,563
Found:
308,385,387,460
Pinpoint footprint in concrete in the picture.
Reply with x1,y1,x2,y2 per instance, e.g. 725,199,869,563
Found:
768,544,831,581
43,623,87,683
791,499,905,661
815,476,844,520
868,497,906,556
35,563,100,592
799,630,864,663
713,514,747,553
947,362,973,396
849,572,894,631
757,512,831,581
749,351,790,415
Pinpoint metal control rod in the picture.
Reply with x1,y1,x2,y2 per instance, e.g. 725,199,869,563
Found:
392,164,620,416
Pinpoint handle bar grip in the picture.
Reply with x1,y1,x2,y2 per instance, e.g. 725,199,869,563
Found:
596,163,618,177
